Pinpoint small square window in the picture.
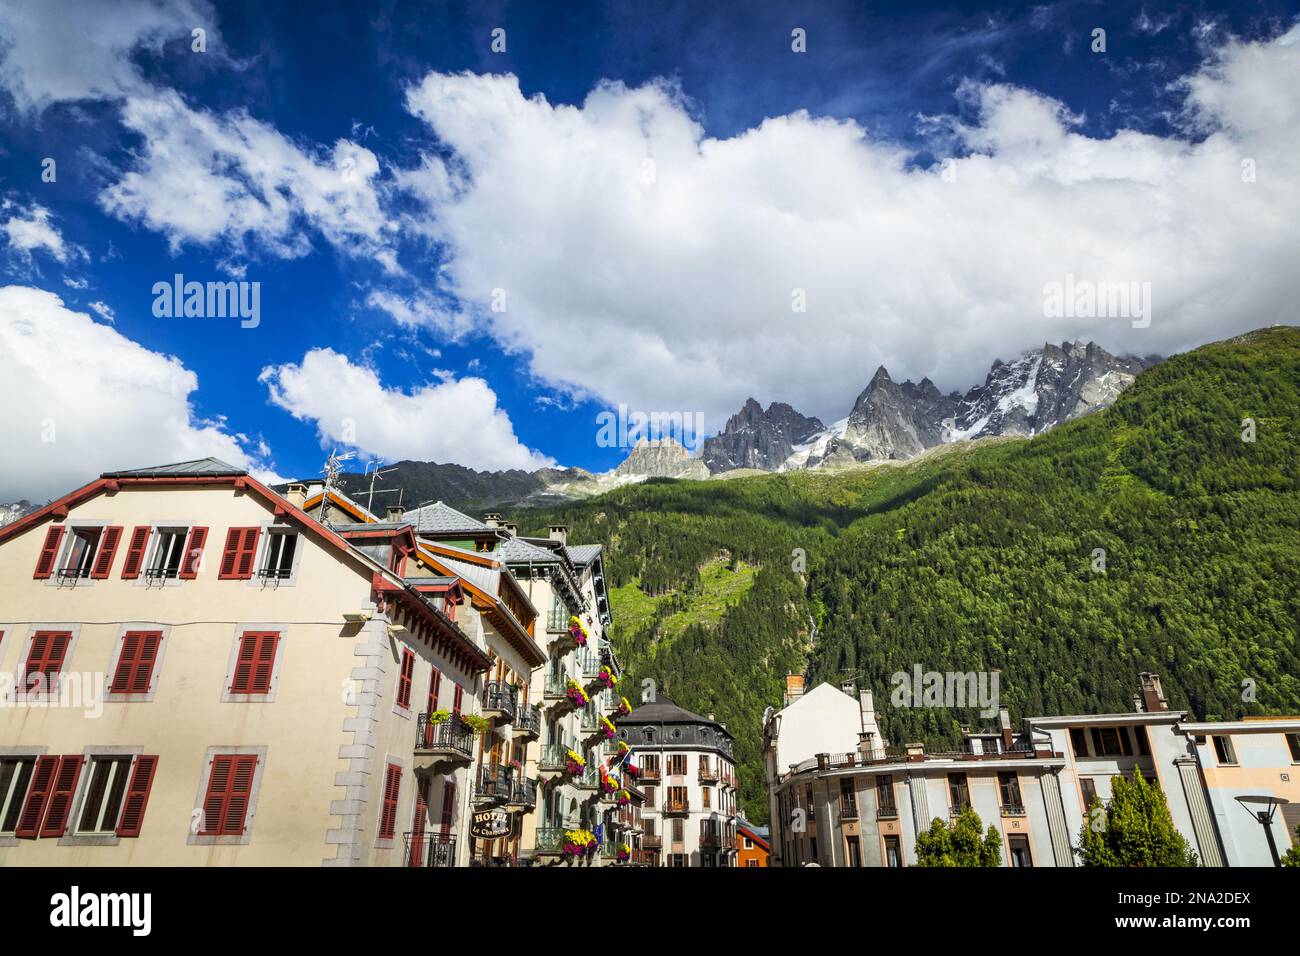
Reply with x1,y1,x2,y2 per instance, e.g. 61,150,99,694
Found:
259,530,298,582
145,528,188,581
1212,735,1238,766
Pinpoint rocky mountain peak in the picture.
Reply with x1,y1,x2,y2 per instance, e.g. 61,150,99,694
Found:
700,399,825,473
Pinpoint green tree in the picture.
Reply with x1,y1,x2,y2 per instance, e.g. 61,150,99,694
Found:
1282,825,1300,867
1076,773,1199,867
915,806,1003,866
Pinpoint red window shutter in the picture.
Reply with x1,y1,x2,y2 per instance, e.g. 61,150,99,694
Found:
379,763,402,839
452,683,463,715
179,526,208,579
33,525,66,579
15,755,60,838
230,631,279,694
90,526,123,579
120,526,151,579
397,648,414,709
110,631,163,694
439,780,456,834
427,668,441,714
202,754,257,835
219,527,260,579
40,755,84,837
116,755,159,837
24,630,71,696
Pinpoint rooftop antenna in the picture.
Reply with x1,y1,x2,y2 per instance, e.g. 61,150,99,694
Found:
320,449,355,526
362,458,400,516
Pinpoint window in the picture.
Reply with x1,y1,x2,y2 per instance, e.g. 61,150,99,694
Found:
1287,733,1300,762
59,528,102,581
229,631,280,695
109,631,163,695
947,773,970,813
75,756,132,834
884,835,903,867
218,527,261,580
672,818,684,842
1069,727,1089,759
998,771,1023,812
439,780,456,834
746,860,758,868
1134,725,1151,756
702,787,711,809
378,763,401,840
743,835,753,848
1212,735,1238,766
0,757,36,833
1008,834,1033,867
669,754,686,776
396,648,415,710
840,778,858,818
1090,727,1126,758
1080,777,1098,809
259,529,298,581
877,775,897,816
23,630,72,698
846,834,862,867
145,528,189,581
201,754,257,835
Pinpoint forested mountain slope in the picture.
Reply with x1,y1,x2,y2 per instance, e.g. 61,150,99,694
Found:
523,327,1300,822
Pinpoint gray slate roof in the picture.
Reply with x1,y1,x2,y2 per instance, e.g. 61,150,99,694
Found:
103,457,246,478
565,544,603,565
498,535,565,565
619,695,728,732
402,501,491,534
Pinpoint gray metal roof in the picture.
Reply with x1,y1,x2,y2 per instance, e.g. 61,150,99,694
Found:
402,501,491,534
329,521,409,533
102,457,246,478
564,544,603,565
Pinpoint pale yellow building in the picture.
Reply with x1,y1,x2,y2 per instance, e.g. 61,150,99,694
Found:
0,459,496,866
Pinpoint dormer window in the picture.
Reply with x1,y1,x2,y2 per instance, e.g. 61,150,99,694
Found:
259,529,298,582
59,528,102,581
146,528,188,581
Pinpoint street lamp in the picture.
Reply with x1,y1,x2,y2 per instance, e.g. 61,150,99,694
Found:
1235,795,1291,867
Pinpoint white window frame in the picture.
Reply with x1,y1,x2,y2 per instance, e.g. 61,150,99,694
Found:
130,521,200,589
61,746,145,847
249,522,304,588
45,520,109,589
0,747,47,846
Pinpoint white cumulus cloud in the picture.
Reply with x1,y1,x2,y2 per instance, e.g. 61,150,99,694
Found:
259,348,555,472
396,27,1300,428
0,285,281,501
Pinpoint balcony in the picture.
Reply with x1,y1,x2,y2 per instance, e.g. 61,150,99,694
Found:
576,764,600,791
546,608,570,632
643,834,662,849
473,763,511,804
632,848,657,866
700,830,722,848
513,703,542,740
506,776,538,812
543,672,574,709
1000,804,1027,817
640,767,661,783
577,648,602,679
533,827,566,856
481,681,517,724
841,799,859,821
662,798,689,816
538,744,574,783
403,831,456,867
698,762,719,784
413,714,474,772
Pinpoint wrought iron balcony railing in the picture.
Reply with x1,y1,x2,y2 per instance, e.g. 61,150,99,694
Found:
543,672,572,699
404,831,456,867
533,827,566,855
414,713,474,759
514,703,542,738
482,680,518,721
474,763,511,803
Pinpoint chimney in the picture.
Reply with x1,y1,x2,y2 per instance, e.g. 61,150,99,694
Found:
858,688,884,759
549,525,568,546
483,512,503,528
840,680,856,698
285,483,308,507
503,522,518,536
386,506,405,522
1137,672,1168,713
783,674,805,708
999,705,1013,748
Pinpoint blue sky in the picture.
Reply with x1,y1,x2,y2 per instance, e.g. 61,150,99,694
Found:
2,0,1298,500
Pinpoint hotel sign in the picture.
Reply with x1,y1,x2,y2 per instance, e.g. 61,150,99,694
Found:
470,809,513,840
